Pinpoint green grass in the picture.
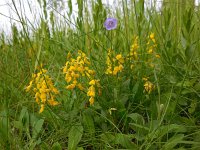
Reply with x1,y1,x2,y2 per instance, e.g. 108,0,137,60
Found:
1,0,200,149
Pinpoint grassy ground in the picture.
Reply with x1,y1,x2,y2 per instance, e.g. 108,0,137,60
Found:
1,0,200,149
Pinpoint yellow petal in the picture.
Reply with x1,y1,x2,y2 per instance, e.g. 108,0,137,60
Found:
39,104,45,113
89,97,94,105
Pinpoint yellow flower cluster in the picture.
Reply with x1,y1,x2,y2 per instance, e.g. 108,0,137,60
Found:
63,50,95,91
63,50,100,105
147,33,160,61
25,67,59,113
143,77,155,94
129,36,139,60
87,79,100,105
105,48,124,75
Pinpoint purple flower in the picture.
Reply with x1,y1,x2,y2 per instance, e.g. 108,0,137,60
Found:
104,18,117,30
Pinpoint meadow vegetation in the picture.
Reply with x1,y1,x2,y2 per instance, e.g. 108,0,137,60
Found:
1,0,200,149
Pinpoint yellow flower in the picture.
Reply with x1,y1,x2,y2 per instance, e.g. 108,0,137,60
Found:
66,84,76,90
77,66,84,72
89,80,96,85
73,80,78,85
84,57,90,65
67,52,72,59
65,75,72,83
63,67,67,73
40,93,47,103
150,33,154,39
35,92,40,104
142,77,148,81
69,66,76,71
77,83,84,90
73,73,80,79
87,86,95,97
113,67,119,75
148,48,153,54
155,54,160,58
63,50,100,106
118,64,123,70
25,66,59,113
105,67,112,74
130,36,139,53
48,99,59,106
144,81,154,94
116,54,124,64
39,104,45,113
89,97,94,105
150,33,156,43
113,65,123,75
88,70,95,75
52,88,59,94
25,80,33,92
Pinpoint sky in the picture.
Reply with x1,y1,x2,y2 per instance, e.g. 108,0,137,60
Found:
0,0,199,35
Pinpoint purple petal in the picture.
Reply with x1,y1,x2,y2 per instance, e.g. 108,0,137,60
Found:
104,18,117,30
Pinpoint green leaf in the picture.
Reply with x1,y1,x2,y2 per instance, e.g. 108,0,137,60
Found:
100,133,115,144
188,99,197,114
148,124,186,141
68,125,83,150
52,142,62,150
131,81,140,99
13,121,23,130
185,45,195,62
83,110,95,135
0,110,9,141
114,133,138,149
32,119,44,139
19,107,29,127
100,133,137,149
128,113,145,125
128,113,149,141
162,134,185,150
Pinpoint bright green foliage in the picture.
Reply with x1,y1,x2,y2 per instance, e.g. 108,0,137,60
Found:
1,0,200,149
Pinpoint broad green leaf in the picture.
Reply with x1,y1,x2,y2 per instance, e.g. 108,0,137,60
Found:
114,133,138,149
83,110,95,135
128,113,148,141
13,121,23,130
100,132,115,144
68,125,83,150
19,107,29,127
128,113,145,125
52,142,62,150
131,80,140,99
32,119,44,139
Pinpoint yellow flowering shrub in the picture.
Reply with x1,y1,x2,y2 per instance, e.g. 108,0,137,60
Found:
25,66,59,113
146,33,160,67
105,48,124,75
63,50,100,105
